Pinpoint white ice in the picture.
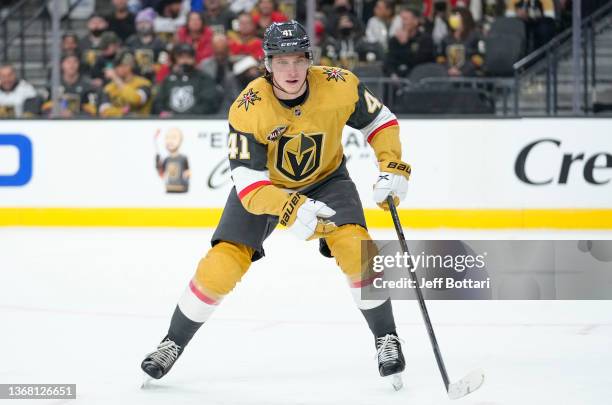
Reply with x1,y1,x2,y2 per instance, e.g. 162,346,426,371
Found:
1,227,611,405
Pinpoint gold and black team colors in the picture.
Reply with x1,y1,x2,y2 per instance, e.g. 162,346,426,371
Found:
227,65,402,216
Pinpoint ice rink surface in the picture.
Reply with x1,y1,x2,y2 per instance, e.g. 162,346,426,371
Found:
1,227,612,405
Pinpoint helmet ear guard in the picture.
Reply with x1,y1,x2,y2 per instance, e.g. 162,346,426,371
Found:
265,57,272,73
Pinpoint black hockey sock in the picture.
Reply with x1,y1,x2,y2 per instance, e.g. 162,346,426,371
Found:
167,305,204,347
360,299,397,337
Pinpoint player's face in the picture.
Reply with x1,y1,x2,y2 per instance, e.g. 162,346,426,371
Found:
270,53,309,93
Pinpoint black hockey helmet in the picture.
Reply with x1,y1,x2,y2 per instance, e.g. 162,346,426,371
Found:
263,20,312,71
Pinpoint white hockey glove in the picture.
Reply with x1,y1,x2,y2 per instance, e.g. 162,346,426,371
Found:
279,193,337,240
373,160,411,210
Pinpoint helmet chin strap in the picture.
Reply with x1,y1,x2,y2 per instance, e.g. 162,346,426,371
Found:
271,75,308,99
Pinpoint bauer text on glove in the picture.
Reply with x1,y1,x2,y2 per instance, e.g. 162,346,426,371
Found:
373,160,411,210
279,193,338,240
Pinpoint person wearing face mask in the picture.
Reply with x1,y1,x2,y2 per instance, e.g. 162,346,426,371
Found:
126,8,169,82
79,14,109,74
437,7,483,77
152,43,222,116
324,0,364,40
90,31,123,88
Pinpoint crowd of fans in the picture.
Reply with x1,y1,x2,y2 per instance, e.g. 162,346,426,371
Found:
0,0,582,118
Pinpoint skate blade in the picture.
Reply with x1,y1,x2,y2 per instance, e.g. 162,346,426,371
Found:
447,368,485,399
387,373,403,391
141,373,153,389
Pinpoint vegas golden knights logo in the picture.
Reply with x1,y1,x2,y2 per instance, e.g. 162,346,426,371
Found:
276,132,323,181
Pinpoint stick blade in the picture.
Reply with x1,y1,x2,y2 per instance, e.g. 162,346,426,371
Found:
447,369,485,400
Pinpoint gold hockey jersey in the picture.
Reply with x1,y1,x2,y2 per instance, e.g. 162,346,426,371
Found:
228,65,401,216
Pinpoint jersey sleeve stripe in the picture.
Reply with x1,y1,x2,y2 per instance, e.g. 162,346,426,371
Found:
358,104,397,142
231,165,272,198
366,119,399,143
238,180,273,199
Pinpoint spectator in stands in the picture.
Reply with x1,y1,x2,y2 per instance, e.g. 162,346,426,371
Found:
437,7,483,76
126,7,169,82
324,0,364,40
155,57,173,84
229,0,258,15
468,0,506,27
232,55,260,88
0,64,38,118
199,34,235,84
153,43,222,116
90,31,122,88
384,7,435,78
203,0,236,34
62,32,81,58
154,0,188,39
106,0,137,41
80,14,109,72
331,13,368,69
199,34,240,109
228,12,264,60
365,0,401,51
252,0,288,37
505,0,556,52
99,51,153,117
423,0,450,47
176,11,215,64
35,55,98,117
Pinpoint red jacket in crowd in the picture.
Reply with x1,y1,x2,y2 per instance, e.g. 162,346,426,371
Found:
175,25,214,64
228,35,264,60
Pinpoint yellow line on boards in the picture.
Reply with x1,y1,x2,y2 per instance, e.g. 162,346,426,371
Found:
1,208,612,229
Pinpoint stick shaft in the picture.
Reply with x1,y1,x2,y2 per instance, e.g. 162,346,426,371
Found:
386,196,451,391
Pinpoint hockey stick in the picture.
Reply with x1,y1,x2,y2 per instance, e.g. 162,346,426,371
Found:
386,196,484,399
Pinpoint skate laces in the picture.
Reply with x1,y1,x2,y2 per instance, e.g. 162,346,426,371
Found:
375,334,403,363
149,339,182,368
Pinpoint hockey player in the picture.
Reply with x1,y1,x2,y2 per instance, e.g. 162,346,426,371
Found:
141,20,411,389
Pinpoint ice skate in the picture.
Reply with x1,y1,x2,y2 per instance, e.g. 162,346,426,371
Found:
375,333,405,391
141,336,183,386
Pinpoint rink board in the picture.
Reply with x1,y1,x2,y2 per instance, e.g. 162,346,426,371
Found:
0,118,610,228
